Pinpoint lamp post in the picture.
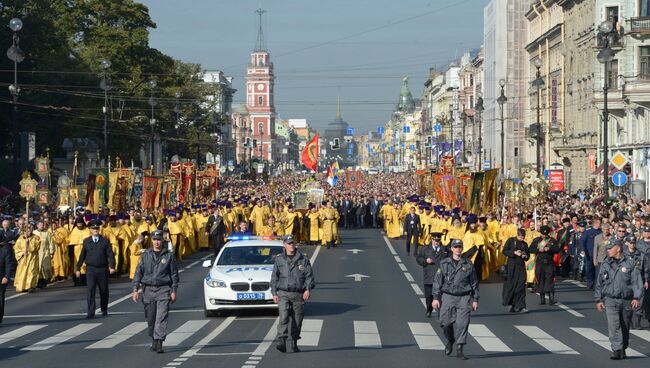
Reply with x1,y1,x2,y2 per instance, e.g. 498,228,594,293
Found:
460,110,467,165
100,59,112,163
475,95,484,171
7,17,24,175
148,79,157,174
597,19,619,197
448,105,454,162
497,79,508,176
531,57,545,174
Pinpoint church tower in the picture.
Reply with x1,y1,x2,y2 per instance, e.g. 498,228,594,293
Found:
247,8,276,162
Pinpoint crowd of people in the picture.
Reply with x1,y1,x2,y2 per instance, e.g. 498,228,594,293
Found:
0,171,648,359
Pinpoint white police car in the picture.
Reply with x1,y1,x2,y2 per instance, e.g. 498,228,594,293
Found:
202,236,284,316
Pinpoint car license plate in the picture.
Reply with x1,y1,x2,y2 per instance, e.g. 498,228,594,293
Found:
236,292,265,301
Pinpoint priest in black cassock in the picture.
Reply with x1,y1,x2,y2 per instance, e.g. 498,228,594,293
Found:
501,228,529,313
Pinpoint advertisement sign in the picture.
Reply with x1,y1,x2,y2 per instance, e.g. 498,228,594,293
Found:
549,170,565,192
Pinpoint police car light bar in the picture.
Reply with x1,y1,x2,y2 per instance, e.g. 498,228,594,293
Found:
226,235,286,241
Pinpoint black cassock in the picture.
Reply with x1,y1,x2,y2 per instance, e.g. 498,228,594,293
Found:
501,236,529,310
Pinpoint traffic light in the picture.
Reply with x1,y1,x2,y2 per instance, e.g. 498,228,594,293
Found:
253,139,258,148
331,138,340,150
245,137,251,147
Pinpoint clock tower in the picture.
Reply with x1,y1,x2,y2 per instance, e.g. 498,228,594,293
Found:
247,8,276,162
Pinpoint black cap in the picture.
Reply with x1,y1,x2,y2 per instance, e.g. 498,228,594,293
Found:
625,235,637,243
431,232,442,241
284,235,295,245
642,226,650,233
151,230,164,240
606,238,623,249
88,219,101,229
540,225,551,236
450,239,463,248
578,221,587,227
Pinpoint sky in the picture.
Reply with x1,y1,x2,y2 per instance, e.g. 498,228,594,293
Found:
139,0,488,134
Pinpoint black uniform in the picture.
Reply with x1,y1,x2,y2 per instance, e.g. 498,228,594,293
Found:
529,235,560,304
0,241,16,324
501,236,529,311
416,243,449,316
404,213,421,255
76,234,115,317
205,214,226,256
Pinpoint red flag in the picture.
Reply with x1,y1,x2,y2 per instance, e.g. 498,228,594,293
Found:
141,176,159,209
301,132,319,172
345,170,363,188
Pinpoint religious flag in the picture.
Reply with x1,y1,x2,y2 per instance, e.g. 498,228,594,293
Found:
301,132,319,172
92,168,109,205
326,161,339,187
141,176,159,209
85,174,96,211
345,170,363,188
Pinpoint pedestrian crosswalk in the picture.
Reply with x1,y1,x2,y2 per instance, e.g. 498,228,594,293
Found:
0,318,648,358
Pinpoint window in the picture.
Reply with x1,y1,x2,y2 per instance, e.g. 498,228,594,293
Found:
641,1,650,17
606,6,619,28
606,59,619,89
551,78,558,129
641,47,650,79
258,96,263,106
258,123,264,135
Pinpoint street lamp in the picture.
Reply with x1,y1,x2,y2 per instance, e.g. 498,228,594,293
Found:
497,78,508,176
597,19,619,197
174,91,181,124
531,57,545,174
148,79,157,173
100,59,112,163
474,95,484,171
460,110,467,165
7,17,24,175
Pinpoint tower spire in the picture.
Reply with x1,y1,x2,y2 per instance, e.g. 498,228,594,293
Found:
254,8,267,52
336,94,342,121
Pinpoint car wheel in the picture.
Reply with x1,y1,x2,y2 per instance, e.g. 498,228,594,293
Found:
204,304,218,318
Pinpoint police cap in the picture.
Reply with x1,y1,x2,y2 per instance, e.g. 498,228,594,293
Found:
606,238,623,249
151,230,164,240
450,239,463,248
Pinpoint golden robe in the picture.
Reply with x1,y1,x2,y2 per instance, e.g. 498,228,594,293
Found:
249,205,271,236
14,235,41,292
307,212,321,242
33,230,55,281
385,207,402,239
51,226,70,278
194,213,210,249
68,227,91,274
320,208,339,244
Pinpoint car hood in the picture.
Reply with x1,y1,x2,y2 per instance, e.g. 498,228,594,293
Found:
211,265,274,281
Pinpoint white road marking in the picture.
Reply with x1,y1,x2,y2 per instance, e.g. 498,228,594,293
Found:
556,303,584,318
410,283,424,296
300,319,323,346
354,320,382,348
468,324,512,352
383,236,397,255
564,279,587,288
571,327,645,357
631,329,650,342
180,316,236,358
310,245,322,265
86,322,147,349
394,256,402,263
420,298,427,308
251,318,279,356
165,320,210,346
23,323,101,351
515,325,578,354
404,272,415,282
5,293,25,301
408,322,444,350
397,263,407,272
0,325,47,345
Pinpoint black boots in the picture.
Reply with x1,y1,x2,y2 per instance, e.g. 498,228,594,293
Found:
540,293,546,305
548,293,557,306
456,344,467,360
151,339,163,353
610,350,623,360
631,315,642,330
276,339,287,353
444,342,453,356
291,340,300,352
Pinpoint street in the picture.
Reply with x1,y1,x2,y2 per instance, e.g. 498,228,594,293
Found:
1,229,649,368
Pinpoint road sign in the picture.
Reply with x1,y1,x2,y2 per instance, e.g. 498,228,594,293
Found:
611,151,629,170
346,249,364,255
434,124,442,133
612,171,628,187
377,127,385,134
549,170,565,192
543,169,550,179
483,160,490,170
403,126,411,133
347,128,355,135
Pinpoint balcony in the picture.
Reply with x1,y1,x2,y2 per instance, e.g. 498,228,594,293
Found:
630,17,650,35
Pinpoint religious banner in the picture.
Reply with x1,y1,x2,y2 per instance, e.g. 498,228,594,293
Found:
466,172,485,213
432,174,444,204
182,162,194,204
482,169,498,210
345,170,363,188
301,132,319,172
107,172,118,210
441,155,455,176
153,178,163,208
34,156,50,181
85,174,96,211
441,176,459,208
416,170,429,196
91,168,109,205
113,177,127,212
132,169,143,204
458,175,471,209
141,176,159,209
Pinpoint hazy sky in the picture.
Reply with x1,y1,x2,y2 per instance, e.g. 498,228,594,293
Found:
139,0,488,134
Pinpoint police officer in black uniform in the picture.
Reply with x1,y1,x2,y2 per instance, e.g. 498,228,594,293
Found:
529,225,560,305
132,229,180,354
0,240,16,326
432,239,479,360
595,238,644,360
271,236,315,353
417,232,449,318
76,219,115,318
404,206,421,256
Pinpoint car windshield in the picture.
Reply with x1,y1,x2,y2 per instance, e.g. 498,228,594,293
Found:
217,246,283,266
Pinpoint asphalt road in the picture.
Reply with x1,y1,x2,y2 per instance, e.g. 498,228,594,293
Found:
1,229,650,368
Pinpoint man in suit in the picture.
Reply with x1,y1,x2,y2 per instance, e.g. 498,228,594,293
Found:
404,206,421,256
369,196,380,228
76,219,116,318
417,233,449,318
205,206,226,256
0,240,16,326
342,196,353,229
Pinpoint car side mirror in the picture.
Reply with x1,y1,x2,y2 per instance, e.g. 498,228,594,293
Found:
202,260,212,268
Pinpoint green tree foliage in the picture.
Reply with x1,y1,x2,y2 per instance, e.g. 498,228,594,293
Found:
0,0,220,183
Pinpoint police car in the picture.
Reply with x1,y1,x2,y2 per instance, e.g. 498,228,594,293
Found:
202,236,284,316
